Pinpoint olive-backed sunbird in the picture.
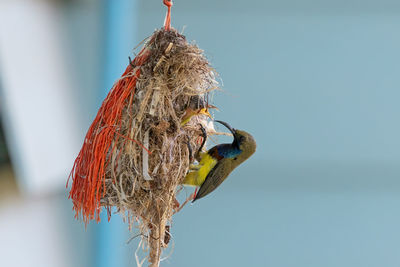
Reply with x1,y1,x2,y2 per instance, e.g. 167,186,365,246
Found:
181,95,216,126
183,120,256,201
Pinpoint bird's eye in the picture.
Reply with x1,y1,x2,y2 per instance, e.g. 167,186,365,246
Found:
234,157,238,160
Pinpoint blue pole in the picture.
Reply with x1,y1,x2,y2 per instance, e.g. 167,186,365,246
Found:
95,1,139,267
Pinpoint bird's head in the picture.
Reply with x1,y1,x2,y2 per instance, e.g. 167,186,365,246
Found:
181,95,218,126
215,120,256,163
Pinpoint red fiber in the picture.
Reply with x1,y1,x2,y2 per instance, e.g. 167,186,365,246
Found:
163,0,172,30
67,47,151,224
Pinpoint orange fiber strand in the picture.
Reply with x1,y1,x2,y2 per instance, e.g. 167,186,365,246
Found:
67,47,151,224
163,0,172,30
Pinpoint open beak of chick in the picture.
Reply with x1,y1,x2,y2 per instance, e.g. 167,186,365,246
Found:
181,105,217,126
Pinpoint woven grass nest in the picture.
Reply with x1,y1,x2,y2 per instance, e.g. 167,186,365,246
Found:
69,28,219,266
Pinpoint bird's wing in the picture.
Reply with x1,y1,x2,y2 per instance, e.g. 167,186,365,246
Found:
193,158,232,201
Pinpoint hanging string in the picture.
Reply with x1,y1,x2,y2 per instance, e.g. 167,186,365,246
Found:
163,0,172,30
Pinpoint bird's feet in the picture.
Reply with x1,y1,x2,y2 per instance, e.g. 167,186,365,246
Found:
193,187,198,200
173,191,197,214
173,197,180,210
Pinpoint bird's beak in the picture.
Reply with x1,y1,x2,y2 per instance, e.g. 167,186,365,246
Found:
198,108,212,119
215,120,236,138
206,104,219,111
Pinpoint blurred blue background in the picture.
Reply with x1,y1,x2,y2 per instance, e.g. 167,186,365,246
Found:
0,0,400,266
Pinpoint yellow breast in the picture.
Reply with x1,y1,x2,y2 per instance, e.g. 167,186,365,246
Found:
183,153,217,186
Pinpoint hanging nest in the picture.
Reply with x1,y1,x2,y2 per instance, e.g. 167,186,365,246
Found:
68,28,219,266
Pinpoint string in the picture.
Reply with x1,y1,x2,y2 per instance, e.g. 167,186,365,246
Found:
163,0,172,30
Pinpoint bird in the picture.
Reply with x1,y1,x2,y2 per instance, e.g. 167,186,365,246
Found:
183,120,256,201
180,95,217,126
